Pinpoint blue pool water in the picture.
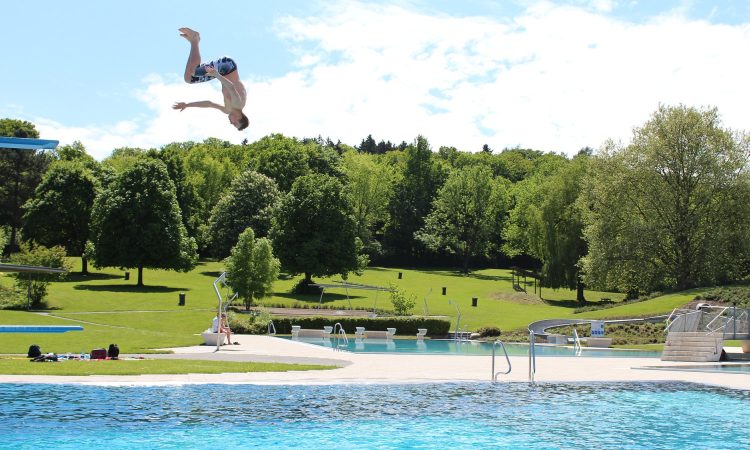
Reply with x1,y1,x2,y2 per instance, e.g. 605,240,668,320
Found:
288,337,662,358
642,364,750,374
1,382,748,449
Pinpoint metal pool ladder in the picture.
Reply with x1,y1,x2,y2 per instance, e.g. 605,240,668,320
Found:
333,322,348,351
267,320,276,336
572,328,582,355
529,330,536,383
491,340,512,381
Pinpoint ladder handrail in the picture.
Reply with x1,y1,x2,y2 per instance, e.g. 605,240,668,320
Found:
267,320,276,336
529,330,536,383
572,328,582,355
333,322,348,350
491,340,512,381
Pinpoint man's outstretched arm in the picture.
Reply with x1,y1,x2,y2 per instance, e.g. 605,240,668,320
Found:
173,101,226,112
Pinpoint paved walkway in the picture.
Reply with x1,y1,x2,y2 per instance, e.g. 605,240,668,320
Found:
1,336,749,390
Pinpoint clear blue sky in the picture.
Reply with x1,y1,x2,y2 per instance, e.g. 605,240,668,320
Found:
3,0,750,159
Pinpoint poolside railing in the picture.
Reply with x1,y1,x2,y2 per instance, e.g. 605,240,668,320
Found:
267,320,276,336
529,331,536,383
491,340,512,382
665,305,750,340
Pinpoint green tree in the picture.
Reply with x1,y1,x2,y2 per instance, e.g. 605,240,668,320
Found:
383,136,447,262
250,134,310,192
207,170,281,258
9,242,71,309
22,161,98,273
504,155,589,301
341,150,396,251
224,227,280,310
0,119,52,254
416,165,508,273
389,284,416,315
89,159,197,286
581,105,750,294
270,173,364,284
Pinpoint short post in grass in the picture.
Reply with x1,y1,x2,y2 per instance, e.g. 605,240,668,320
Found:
124,271,130,280
398,272,402,279
178,292,186,306
472,297,478,307
442,287,446,295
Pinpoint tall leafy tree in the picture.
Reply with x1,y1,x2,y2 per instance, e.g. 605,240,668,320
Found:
207,170,280,258
341,150,396,250
250,134,310,192
224,227,280,310
383,135,447,263
581,105,750,294
22,161,97,273
504,156,589,301
270,173,364,284
416,165,508,273
89,159,198,286
0,119,52,254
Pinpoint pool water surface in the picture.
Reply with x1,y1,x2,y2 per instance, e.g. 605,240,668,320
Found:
1,382,748,449
287,337,662,358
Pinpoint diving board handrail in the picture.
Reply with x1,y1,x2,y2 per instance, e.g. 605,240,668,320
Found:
491,340,512,381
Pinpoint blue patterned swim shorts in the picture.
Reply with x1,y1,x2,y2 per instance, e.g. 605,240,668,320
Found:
190,56,238,84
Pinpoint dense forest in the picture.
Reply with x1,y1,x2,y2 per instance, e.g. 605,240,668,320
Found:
2,104,750,298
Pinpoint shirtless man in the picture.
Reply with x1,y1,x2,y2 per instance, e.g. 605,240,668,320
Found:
173,27,249,130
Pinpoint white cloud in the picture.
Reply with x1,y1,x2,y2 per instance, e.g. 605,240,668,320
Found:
30,1,750,158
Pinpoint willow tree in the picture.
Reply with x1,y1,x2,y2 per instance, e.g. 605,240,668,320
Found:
581,105,750,295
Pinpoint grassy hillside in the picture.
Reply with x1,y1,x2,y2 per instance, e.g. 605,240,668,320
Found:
0,259,704,354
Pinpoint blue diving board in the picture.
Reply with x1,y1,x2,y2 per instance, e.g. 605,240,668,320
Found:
0,325,83,333
0,137,59,150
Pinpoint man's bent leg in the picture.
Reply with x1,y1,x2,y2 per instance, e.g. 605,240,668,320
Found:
180,28,202,83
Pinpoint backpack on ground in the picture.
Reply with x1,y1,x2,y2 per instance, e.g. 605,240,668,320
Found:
107,344,120,359
27,344,41,358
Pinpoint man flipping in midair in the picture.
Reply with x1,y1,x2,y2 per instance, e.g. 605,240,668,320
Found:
173,27,249,130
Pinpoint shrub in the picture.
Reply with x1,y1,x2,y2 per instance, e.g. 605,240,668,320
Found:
694,286,750,308
230,315,451,336
476,326,502,337
9,242,70,309
389,284,416,316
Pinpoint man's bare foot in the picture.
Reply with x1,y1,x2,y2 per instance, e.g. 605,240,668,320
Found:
179,27,200,43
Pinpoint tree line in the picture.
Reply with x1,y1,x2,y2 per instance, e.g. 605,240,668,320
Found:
2,104,749,299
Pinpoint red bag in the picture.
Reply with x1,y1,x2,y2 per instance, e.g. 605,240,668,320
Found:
90,348,107,360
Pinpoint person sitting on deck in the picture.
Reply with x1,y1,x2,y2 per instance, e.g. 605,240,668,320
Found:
212,313,237,345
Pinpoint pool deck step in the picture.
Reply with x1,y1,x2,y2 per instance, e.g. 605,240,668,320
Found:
662,331,724,362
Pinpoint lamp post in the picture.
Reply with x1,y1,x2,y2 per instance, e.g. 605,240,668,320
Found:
448,299,462,340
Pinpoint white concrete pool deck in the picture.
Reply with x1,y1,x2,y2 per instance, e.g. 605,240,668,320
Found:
1,335,749,390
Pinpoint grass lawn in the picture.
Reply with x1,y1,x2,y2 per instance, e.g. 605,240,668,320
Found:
0,259,705,356
0,357,333,376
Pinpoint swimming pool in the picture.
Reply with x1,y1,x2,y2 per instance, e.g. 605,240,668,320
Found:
287,337,663,358
641,363,750,374
1,382,748,448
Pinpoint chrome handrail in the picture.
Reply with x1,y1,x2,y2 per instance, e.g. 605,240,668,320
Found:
572,328,582,355
529,331,536,383
333,322,348,350
491,340,512,381
267,320,276,336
